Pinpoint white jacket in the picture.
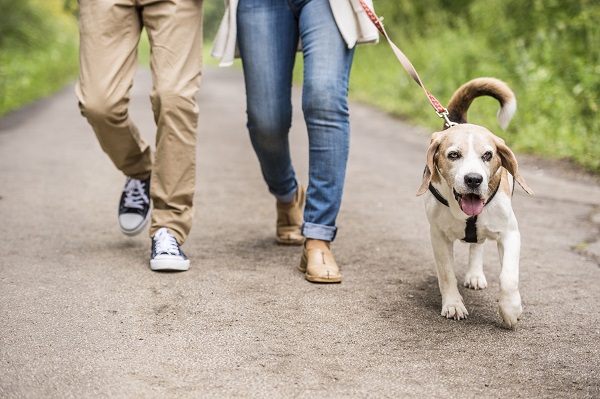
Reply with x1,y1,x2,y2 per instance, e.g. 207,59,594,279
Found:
211,0,379,67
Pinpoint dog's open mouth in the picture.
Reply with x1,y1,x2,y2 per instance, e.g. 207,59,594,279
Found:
454,190,485,216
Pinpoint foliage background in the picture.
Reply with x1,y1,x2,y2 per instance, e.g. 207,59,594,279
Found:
0,0,598,173
0,0,79,116
350,0,600,172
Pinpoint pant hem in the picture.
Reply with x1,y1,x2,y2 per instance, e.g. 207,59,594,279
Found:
302,222,337,242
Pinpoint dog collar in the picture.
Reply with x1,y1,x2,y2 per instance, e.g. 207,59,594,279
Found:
428,178,502,243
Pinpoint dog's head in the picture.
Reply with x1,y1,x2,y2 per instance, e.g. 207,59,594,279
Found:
416,78,533,216
416,124,534,215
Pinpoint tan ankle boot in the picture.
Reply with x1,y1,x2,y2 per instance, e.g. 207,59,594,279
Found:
276,183,305,245
298,243,341,283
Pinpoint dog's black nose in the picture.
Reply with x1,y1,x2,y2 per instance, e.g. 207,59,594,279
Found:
465,173,483,189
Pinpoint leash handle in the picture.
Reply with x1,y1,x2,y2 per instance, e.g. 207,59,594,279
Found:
358,0,456,126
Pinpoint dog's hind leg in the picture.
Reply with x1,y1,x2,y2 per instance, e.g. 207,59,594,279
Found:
430,228,469,320
497,230,523,329
464,243,488,290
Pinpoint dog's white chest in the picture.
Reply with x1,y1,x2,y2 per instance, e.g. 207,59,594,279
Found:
426,194,511,244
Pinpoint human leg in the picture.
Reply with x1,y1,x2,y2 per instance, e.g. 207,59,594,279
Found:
298,0,355,242
77,0,153,235
237,0,305,244
296,0,355,282
140,0,203,247
76,0,152,180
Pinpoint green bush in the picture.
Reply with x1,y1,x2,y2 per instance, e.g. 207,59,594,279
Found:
2,1,598,173
0,0,52,49
351,0,600,173
0,0,79,116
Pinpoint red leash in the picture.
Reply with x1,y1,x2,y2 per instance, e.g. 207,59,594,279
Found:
358,0,457,127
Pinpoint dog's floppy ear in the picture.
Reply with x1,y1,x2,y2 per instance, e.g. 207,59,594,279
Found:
494,136,534,195
416,133,443,196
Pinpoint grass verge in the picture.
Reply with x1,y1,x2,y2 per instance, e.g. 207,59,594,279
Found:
0,2,79,117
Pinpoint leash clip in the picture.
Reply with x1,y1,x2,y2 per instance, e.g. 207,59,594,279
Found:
436,109,458,128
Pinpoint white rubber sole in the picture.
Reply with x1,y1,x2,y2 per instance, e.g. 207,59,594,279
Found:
150,258,190,272
119,212,151,236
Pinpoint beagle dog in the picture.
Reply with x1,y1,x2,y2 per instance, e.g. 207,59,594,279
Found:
416,78,534,328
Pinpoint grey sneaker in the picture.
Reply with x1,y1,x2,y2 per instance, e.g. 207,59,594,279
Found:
118,176,150,236
150,228,190,271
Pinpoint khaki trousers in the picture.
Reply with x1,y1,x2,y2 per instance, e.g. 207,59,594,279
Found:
76,0,203,244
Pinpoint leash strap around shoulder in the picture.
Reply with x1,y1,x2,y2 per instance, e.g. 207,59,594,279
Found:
357,0,456,128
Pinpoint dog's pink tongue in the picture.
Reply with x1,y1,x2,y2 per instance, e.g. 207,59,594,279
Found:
461,194,485,216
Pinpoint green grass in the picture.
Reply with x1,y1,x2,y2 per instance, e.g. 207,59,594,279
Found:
0,0,79,116
347,1,600,174
299,43,599,174
0,34,78,116
2,1,599,175
350,42,599,173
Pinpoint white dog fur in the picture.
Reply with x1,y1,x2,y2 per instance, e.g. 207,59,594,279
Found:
416,78,534,328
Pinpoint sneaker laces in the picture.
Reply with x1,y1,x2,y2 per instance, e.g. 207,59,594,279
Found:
154,228,181,256
123,178,149,210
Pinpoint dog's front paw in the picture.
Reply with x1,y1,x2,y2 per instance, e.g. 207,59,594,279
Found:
464,272,488,290
499,291,523,329
441,299,469,320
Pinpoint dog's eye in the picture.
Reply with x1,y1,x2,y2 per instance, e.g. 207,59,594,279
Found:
481,151,493,162
448,151,461,161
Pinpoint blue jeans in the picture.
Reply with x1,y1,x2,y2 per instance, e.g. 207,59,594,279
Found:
237,0,355,242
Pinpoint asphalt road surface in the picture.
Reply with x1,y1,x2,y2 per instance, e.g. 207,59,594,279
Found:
1,67,599,398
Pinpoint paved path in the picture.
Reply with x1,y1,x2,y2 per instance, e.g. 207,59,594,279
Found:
1,67,599,398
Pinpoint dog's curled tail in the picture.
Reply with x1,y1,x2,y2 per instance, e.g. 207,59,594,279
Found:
446,78,516,130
